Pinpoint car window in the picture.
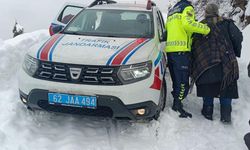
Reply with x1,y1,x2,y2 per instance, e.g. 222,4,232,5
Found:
64,9,154,38
156,11,165,41
157,11,165,30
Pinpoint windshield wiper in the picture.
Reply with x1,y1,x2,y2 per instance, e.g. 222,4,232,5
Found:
103,35,121,37
63,31,88,36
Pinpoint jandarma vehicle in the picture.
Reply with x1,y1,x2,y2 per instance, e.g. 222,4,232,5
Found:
18,0,167,120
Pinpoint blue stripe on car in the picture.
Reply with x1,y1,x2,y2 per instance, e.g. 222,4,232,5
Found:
49,34,65,61
106,40,135,66
122,39,151,65
154,52,162,67
36,38,51,59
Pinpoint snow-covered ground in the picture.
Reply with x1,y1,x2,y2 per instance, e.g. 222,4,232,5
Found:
0,25,249,149
246,1,250,16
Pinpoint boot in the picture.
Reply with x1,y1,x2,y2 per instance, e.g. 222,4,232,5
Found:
172,99,192,118
201,104,213,120
220,105,232,124
172,99,182,111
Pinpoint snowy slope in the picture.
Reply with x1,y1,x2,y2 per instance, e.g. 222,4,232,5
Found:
165,0,247,28
247,1,250,16
0,1,249,149
0,29,249,150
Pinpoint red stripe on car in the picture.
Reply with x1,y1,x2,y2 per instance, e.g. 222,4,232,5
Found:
150,67,162,90
40,34,61,60
111,38,146,65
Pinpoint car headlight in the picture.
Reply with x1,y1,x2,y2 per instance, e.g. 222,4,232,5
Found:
22,54,39,76
118,61,152,84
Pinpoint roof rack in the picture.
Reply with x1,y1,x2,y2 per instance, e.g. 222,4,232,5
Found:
89,0,117,7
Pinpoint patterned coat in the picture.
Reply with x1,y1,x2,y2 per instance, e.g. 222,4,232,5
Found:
191,17,242,98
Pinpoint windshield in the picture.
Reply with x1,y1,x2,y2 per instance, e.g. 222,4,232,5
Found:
64,9,154,38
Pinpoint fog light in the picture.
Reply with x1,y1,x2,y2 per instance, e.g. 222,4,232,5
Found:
21,97,27,104
137,109,146,115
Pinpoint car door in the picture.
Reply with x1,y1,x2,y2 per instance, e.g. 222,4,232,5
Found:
156,9,167,63
49,3,85,36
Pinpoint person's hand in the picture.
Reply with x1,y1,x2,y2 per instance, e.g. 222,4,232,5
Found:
203,26,212,39
203,33,210,39
192,33,203,41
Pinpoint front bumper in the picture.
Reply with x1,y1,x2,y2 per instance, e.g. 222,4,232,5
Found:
20,89,159,120
18,68,160,105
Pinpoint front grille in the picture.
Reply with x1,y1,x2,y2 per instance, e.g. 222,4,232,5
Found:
34,61,122,85
38,100,113,117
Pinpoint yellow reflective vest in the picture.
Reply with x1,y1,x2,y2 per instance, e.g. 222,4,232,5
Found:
165,2,210,53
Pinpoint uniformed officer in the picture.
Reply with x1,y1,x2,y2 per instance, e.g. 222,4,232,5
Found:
165,0,210,118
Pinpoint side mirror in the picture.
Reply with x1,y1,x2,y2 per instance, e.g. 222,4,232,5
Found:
49,24,64,36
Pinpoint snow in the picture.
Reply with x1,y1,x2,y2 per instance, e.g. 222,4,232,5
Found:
0,28,249,150
246,1,250,16
0,0,250,148
0,30,48,86
241,25,250,63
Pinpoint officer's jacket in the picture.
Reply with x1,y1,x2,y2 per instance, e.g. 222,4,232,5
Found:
165,0,210,53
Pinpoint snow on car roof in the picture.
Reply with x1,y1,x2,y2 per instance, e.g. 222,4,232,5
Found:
87,3,153,11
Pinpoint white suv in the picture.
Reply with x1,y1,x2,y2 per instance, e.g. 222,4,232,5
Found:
19,0,167,120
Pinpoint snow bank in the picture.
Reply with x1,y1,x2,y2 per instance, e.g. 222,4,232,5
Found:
0,30,49,89
241,25,250,63
246,1,250,16
0,30,249,150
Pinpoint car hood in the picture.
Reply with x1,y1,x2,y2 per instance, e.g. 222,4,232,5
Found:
29,34,156,66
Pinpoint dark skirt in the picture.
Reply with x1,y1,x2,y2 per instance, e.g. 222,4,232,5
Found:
196,81,239,99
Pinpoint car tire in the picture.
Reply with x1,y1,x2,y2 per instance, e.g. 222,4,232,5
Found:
160,77,167,111
154,77,167,120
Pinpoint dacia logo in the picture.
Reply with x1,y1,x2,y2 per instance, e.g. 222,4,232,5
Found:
69,68,82,80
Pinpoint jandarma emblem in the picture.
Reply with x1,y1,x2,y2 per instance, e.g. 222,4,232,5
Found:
69,68,82,80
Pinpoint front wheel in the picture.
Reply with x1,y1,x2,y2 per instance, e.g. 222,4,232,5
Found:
154,77,167,120
160,77,167,111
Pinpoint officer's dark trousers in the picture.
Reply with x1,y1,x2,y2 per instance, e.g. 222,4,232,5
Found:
167,52,190,101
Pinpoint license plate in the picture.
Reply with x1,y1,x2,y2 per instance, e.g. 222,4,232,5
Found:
48,93,97,109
